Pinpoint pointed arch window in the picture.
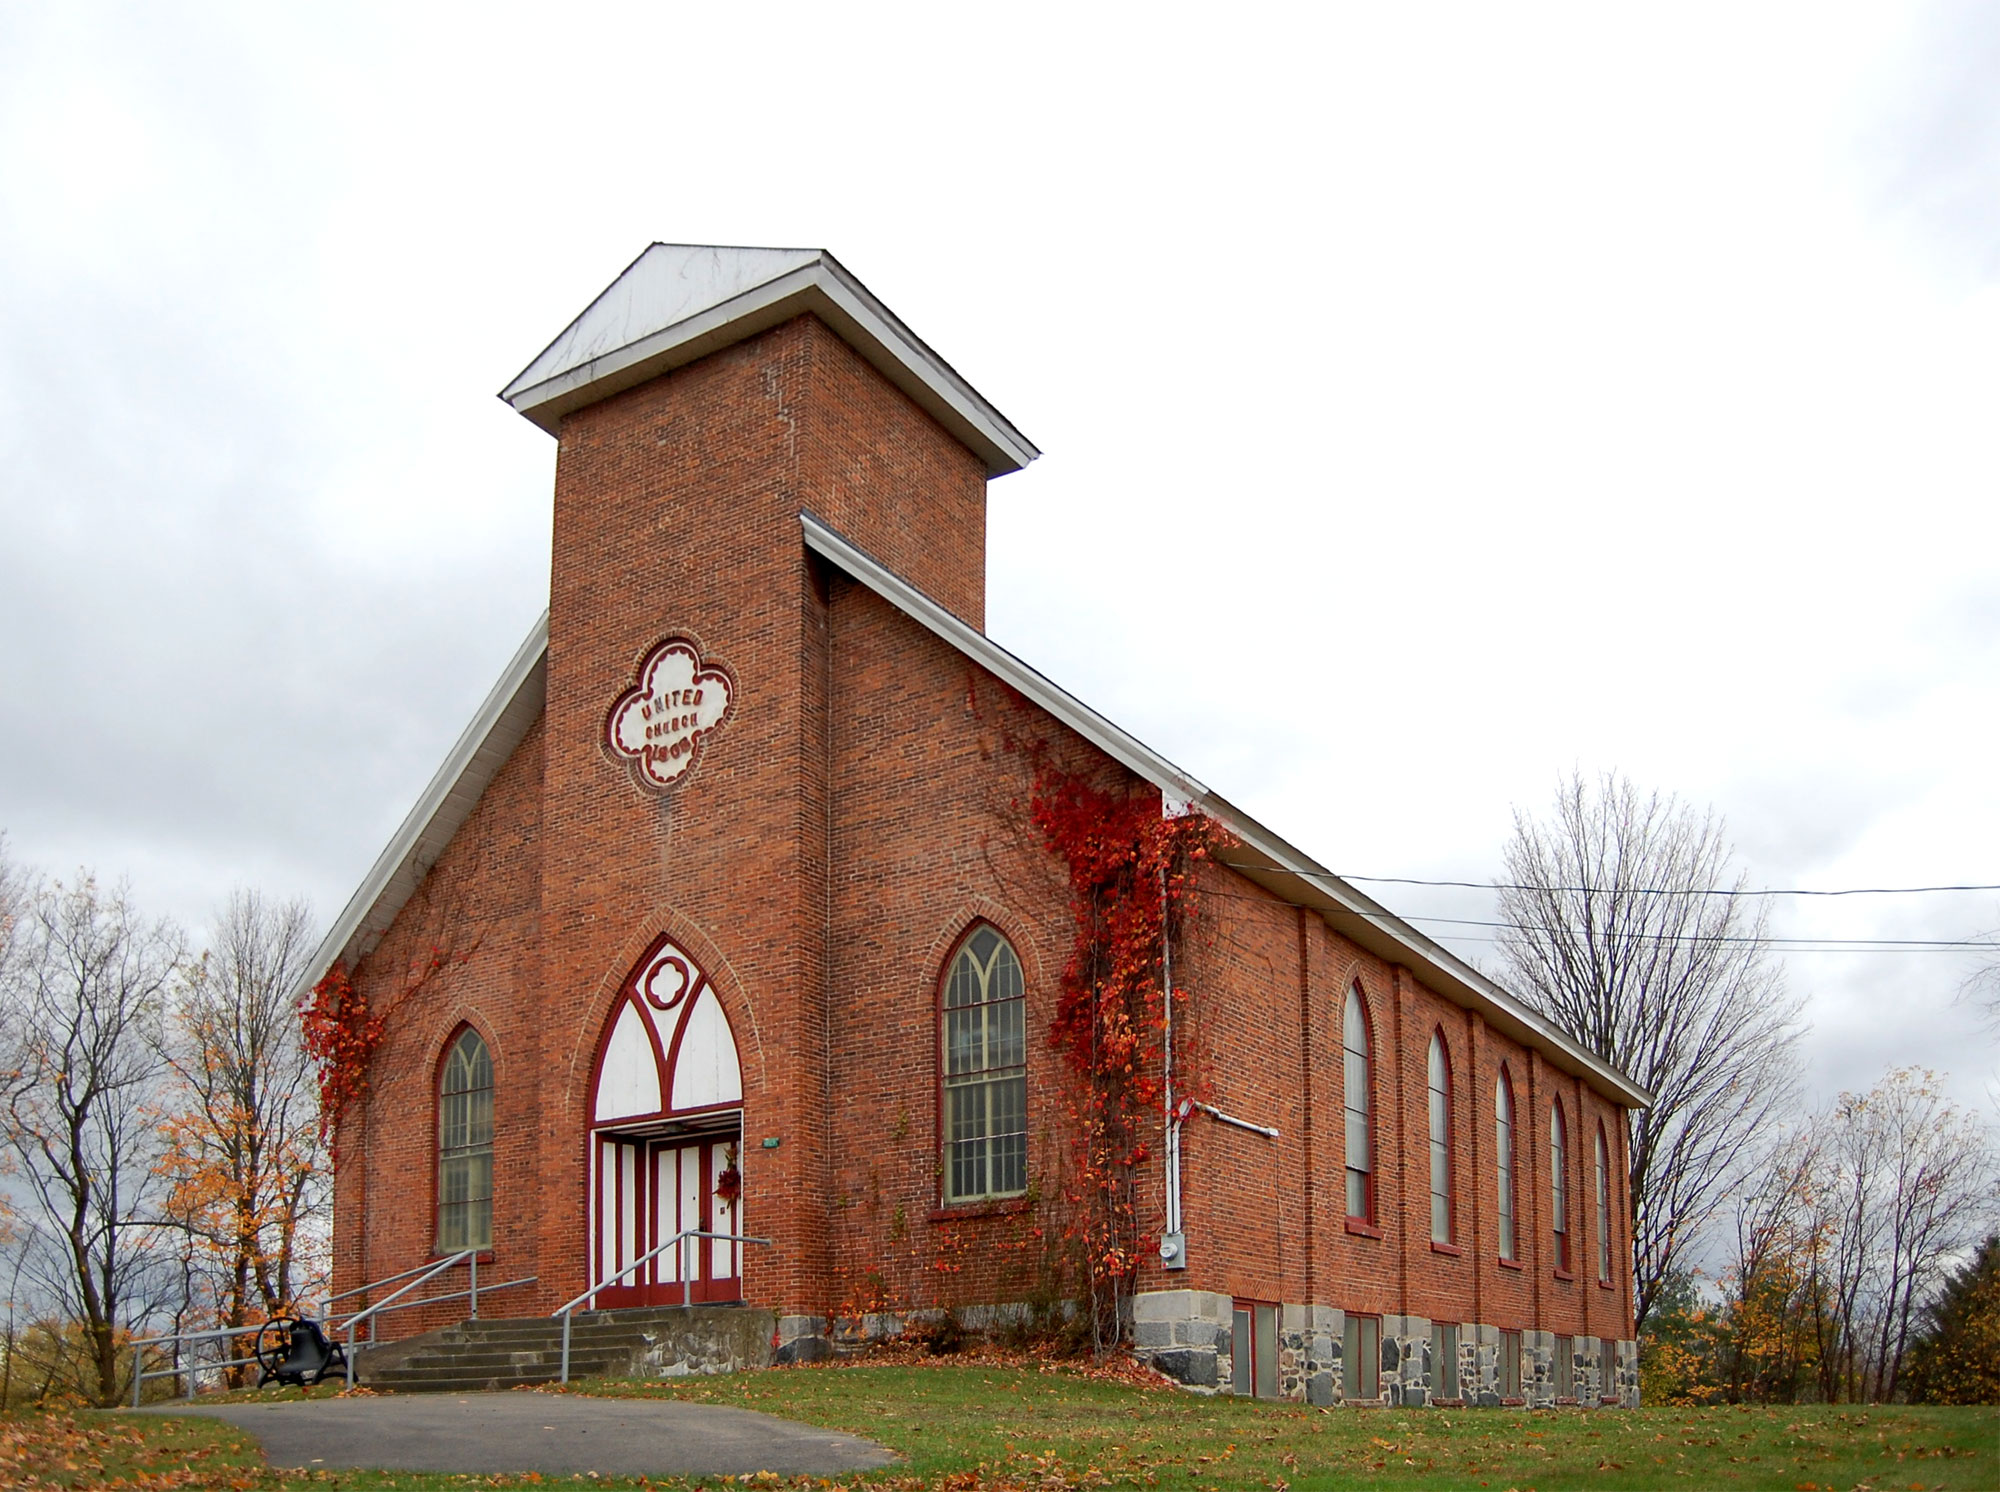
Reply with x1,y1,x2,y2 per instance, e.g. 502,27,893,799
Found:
942,926,1027,1203
438,1028,493,1251
1595,1121,1613,1285
1551,1097,1571,1274
1427,1032,1453,1245
1495,1068,1517,1262
1342,984,1374,1222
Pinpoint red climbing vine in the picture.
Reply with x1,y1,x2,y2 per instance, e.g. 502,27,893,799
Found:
299,961,381,1147
992,687,1234,1356
301,943,474,1153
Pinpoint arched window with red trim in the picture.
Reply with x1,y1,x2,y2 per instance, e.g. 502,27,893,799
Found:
1343,983,1374,1223
941,925,1027,1203
1550,1097,1571,1273
1595,1120,1613,1285
1427,1031,1453,1245
438,1027,493,1252
1495,1067,1517,1262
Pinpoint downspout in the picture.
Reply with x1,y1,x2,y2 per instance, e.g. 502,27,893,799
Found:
1160,863,1187,1270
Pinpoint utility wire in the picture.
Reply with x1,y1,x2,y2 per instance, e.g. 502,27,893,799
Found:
1194,886,1999,953
1219,862,2000,900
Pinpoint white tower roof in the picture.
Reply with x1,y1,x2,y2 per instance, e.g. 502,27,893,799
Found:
500,244,1038,476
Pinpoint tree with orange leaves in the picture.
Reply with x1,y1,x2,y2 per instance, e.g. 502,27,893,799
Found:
155,891,327,1367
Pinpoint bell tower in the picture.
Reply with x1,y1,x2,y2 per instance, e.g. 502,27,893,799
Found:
499,245,1036,1311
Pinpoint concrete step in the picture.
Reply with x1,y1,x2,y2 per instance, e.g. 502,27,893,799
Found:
395,1350,629,1375
359,1304,774,1391
370,1372,565,1393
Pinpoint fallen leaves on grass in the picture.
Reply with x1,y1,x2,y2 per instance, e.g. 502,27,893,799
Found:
0,1412,269,1490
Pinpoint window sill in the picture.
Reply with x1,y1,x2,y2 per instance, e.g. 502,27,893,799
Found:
1429,1241,1462,1257
929,1197,1031,1223
1555,1396,1579,1407
1597,1278,1616,1290
1343,1218,1382,1239
1600,1394,1622,1406
1500,1396,1526,1408
1553,1268,1575,1282
428,1249,495,1264
1431,1397,1466,1408
1497,1257,1524,1271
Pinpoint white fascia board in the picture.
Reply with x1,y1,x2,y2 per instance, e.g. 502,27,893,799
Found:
801,512,1211,808
296,613,550,1000
801,512,1653,1112
501,251,1039,478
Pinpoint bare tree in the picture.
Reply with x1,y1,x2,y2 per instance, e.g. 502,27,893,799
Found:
157,890,328,1359
0,874,184,1406
1496,770,1804,1332
1859,1069,1997,1400
1724,1067,1998,1401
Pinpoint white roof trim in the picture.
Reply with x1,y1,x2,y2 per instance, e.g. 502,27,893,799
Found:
801,512,1653,1110
296,614,549,999
500,245,1040,478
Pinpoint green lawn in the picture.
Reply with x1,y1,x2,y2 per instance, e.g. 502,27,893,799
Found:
8,1359,1995,1490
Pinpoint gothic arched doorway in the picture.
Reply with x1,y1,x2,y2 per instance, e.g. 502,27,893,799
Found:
587,934,744,1306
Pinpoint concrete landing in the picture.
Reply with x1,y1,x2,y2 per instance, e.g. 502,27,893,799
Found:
155,1392,896,1478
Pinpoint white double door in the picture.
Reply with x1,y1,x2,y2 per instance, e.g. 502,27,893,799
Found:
593,1125,742,1307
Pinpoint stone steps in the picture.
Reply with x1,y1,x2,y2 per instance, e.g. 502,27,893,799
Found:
356,1305,774,1392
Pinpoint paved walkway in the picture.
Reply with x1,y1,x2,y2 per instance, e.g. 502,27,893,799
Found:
155,1392,897,1478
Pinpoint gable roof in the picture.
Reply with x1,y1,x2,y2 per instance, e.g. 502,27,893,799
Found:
300,517,1652,1111
499,244,1040,478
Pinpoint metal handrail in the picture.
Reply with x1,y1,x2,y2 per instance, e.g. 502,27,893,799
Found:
123,1259,544,1403
552,1229,772,1384
334,1274,537,1326
128,1323,271,1408
336,1248,475,1386
326,1258,454,1305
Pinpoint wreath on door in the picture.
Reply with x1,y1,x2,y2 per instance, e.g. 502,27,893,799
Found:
713,1142,742,1209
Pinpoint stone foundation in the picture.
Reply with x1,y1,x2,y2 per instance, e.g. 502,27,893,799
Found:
1132,1290,1638,1408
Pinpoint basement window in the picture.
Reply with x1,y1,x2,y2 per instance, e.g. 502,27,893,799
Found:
1231,1302,1280,1399
1344,1313,1380,1401
1499,1329,1521,1398
1430,1320,1459,1400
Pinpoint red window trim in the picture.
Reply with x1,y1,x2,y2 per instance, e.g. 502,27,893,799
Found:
927,1198,1032,1224
1343,981,1377,1225
936,920,1029,1209
1427,1027,1454,1248
1550,1096,1572,1274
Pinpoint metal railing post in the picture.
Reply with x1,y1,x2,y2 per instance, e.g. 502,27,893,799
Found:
470,1254,479,1320
560,1310,573,1384
683,1232,692,1309
132,1354,144,1409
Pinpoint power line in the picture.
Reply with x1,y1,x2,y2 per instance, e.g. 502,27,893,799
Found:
1195,886,1999,953
1220,863,2000,900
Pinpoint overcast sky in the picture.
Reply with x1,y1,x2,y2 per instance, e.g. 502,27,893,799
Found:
2,2,1996,1118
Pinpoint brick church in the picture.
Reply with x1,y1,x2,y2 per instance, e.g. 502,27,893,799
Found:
308,244,1648,1407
